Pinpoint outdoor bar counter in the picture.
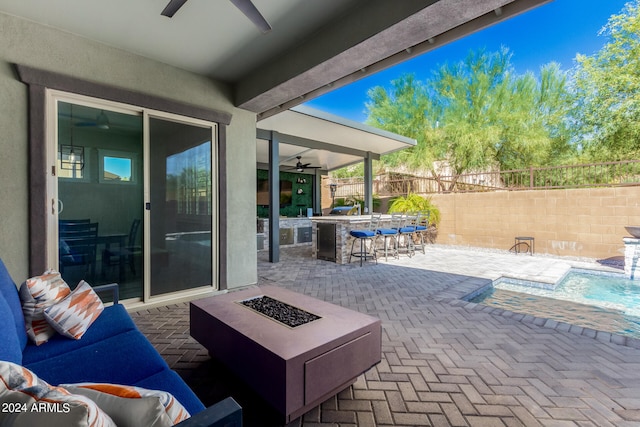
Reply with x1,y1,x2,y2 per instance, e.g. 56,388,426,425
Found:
311,215,391,264
257,217,313,250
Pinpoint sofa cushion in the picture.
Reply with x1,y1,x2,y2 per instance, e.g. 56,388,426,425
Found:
0,259,27,351
0,361,116,427
0,294,22,364
44,280,104,340
25,330,169,386
22,304,137,365
61,382,190,426
19,271,71,345
133,369,206,416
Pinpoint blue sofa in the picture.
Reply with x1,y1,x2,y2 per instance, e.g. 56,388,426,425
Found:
0,259,241,427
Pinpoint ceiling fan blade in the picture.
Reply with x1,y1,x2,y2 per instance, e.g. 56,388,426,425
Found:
161,0,189,17
229,0,272,33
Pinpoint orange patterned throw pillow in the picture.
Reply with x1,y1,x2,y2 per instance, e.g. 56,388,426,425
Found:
44,280,104,340
0,361,116,427
19,270,71,345
60,383,191,427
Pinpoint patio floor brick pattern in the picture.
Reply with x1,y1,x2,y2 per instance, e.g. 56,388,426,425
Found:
131,246,640,426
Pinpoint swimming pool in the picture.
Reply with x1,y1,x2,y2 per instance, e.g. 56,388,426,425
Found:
468,269,640,339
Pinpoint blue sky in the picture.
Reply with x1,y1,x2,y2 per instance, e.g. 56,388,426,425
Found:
304,0,629,123
104,156,131,180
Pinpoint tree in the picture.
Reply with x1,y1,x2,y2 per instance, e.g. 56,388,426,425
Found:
571,0,640,161
366,48,573,191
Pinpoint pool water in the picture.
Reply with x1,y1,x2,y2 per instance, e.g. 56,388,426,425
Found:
469,270,640,339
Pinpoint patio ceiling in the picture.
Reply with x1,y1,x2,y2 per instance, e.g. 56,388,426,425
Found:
0,0,551,116
256,105,416,172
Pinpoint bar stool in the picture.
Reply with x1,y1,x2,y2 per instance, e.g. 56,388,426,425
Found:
397,213,417,257
412,211,429,254
376,213,401,261
348,215,379,266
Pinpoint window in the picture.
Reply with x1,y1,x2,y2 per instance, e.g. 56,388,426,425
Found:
98,149,139,184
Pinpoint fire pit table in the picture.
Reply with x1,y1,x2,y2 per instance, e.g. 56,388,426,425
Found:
190,285,382,423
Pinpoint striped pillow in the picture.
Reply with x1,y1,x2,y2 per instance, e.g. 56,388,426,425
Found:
44,281,104,340
60,383,191,426
19,270,71,345
0,361,115,427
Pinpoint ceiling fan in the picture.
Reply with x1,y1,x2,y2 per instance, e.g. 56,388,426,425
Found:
161,0,272,34
74,110,111,130
286,156,320,172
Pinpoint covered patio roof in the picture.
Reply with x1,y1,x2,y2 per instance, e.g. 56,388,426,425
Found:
256,105,416,263
256,105,416,172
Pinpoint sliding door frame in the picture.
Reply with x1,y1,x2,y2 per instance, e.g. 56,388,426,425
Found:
16,64,231,295
143,110,219,302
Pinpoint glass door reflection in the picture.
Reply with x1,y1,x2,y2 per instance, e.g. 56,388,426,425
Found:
148,117,214,296
57,101,143,301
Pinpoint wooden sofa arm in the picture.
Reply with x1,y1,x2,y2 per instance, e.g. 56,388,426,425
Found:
92,283,119,304
176,397,242,427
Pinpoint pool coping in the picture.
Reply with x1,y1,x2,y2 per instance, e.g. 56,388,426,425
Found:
439,269,640,350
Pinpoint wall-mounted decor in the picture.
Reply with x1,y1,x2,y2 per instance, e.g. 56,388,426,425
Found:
257,170,313,218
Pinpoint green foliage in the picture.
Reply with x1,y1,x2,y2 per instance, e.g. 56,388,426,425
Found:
335,3,640,194
330,163,364,179
387,194,441,226
330,160,388,178
366,48,574,188
333,197,348,207
571,0,640,161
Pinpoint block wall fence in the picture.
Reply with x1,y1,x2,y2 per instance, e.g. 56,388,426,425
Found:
426,186,640,259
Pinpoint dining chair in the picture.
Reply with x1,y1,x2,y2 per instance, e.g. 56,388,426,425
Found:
59,221,99,279
102,219,142,278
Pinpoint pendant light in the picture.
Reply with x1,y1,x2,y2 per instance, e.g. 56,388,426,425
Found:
60,104,85,171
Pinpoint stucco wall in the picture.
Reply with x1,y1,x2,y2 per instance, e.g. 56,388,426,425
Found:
0,12,257,288
430,187,640,259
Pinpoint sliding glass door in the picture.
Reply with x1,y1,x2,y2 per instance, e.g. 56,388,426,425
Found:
52,94,217,302
56,100,144,300
147,115,216,297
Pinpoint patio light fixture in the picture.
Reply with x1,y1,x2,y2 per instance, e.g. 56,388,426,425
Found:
329,183,337,207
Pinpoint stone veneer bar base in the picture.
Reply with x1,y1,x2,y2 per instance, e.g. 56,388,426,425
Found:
190,285,382,423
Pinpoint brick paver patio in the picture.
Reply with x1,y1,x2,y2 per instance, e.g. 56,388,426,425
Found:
132,245,640,426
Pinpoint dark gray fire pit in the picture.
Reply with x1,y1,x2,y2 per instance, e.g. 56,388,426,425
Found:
190,285,382,423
